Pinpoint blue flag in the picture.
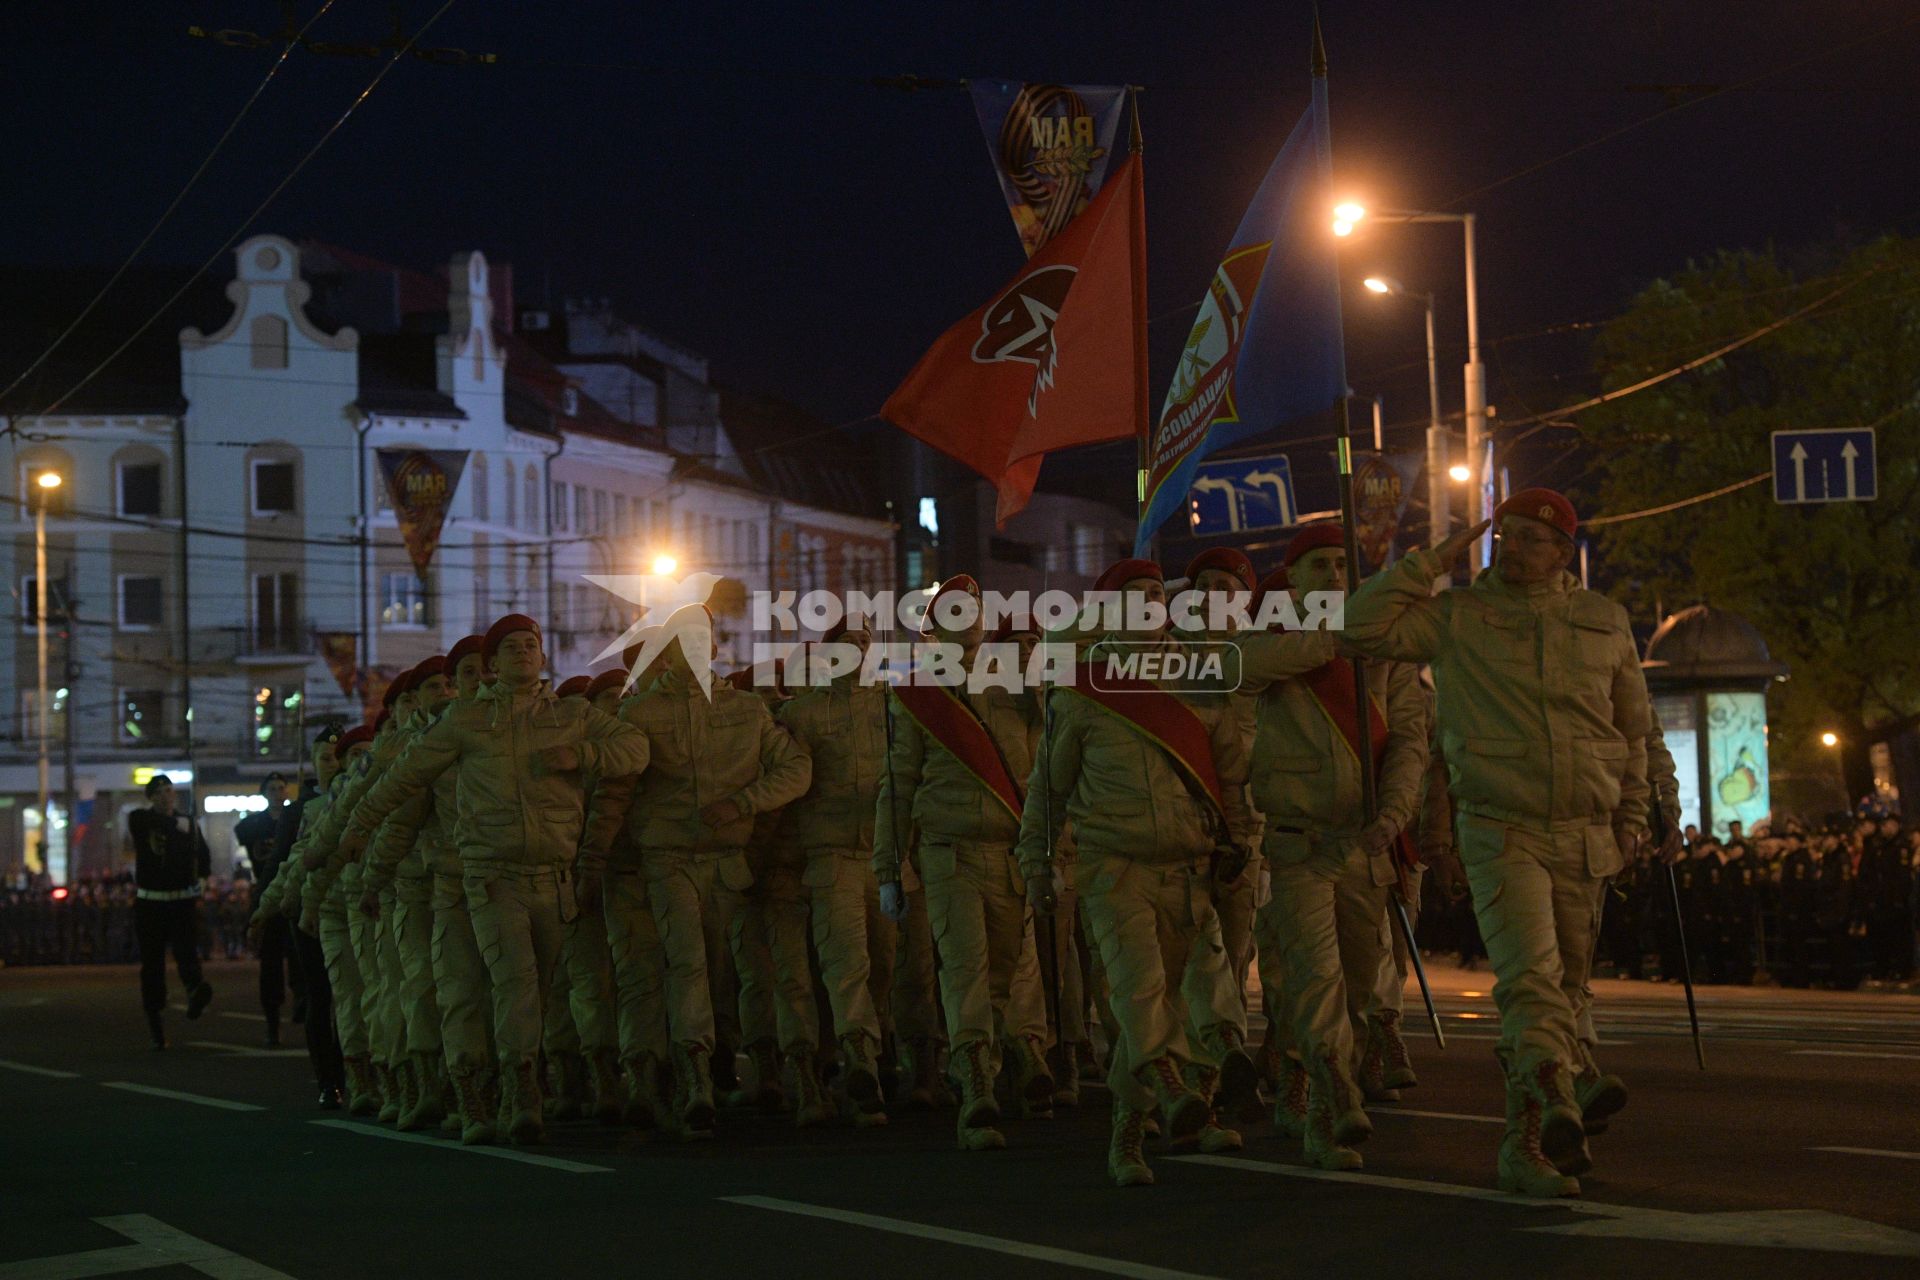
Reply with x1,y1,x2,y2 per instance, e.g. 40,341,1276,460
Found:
1135,73,1345,554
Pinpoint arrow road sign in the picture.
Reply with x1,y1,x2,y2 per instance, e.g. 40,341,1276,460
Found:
1186,453,1297,537
1772,428,1876,505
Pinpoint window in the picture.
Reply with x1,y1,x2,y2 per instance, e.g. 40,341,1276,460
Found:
251,460,296,517
19,687,68,743
572,485,587,532
251,573,300,652
119,689,165,745
1071,524,1107,576
592,490,609,534
118,462,163,518
471,454,489,522
381,572,431,628
250,315,288,370
552,581,572,634
472,537,490,623
19,575,69,627
504,465,517,528
251,683,303,758
118,575,163,630
551,481,569,531
614,495,630,536
524,468,539,532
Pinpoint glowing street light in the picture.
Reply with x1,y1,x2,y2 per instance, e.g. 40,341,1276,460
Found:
1332,201,1366,237
36,471,62,491
1820,731,1839,748
1362,276,1394,294
650,553,678,576
1448,464,1472,483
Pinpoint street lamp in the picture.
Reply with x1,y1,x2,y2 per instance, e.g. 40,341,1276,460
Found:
651,553,678,577
1336,203,1486,569
31,469,63,883
1448,464,1472,483
1360,275,1449,544
1820,731,1839,748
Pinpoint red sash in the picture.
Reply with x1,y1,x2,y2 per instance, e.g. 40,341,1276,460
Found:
890,684,1023,821
1064,663,1225,818
1301,658,1418,869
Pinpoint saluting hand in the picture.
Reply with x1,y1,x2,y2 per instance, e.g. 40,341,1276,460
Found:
1433,519,1492,573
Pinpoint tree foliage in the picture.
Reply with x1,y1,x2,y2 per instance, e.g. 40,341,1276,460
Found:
1576,236,1920,801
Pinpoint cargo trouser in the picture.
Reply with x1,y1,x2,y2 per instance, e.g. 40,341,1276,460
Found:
805,848,894,1047
543,960,579,1057
1075,849,1214,1110
603,870,670,1061
1211,854,1259,1016
376,888,408,1062
430,872,491,1071
921,839,1027,1075
319,902,369,1058
464,866,567,1073
645,849,752,1052
1180,865,1251,1062
1007,911,1052,1046
1457,815,1612,1075
733,858,818,1050
1264,833,1391,1077
890,871,943,1047
562,907,618,1053
391,876,443,1056
347,896,392,1060
1371,865,1423,1019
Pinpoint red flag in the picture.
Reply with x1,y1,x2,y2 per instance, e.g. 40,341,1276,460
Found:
882,154,1146,523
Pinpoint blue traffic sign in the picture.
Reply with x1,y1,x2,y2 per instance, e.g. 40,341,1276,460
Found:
1187,453,1297,537
1772,428,1876,505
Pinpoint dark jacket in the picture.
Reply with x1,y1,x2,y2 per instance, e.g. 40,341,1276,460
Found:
128,808,211,893
235,805,289,888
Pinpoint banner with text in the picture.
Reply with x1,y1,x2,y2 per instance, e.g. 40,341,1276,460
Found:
376,448,468,577
971,82,1130,257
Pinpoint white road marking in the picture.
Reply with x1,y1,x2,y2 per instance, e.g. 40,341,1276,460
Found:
219,1011,268,1024
310,1118,613,1173
724,1196,1222,1280
1368,1107,1504,1125
1177,1156,1920,1258
0,1213,293,1279
186,1041,307,1059
1792,1049,1920,1061
99,1083,264,1113
0,1059,80,1079
1813,1146,1920,1162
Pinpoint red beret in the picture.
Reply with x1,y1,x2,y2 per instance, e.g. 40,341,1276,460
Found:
1251,568,1291,615
380,668,415,710
337,725,375,755
1183,547,1256,591
587,669,627,699
446,634,485,671
1092,558,1163,595
554,675,593,699
823,612,871,643
409,655,448,684
1282,523,1346,569
922,574,981,634
483,613,542,662
989,610,1036,644
1494,487,1577,540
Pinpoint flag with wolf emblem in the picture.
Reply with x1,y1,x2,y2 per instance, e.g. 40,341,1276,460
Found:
881,153,1146,523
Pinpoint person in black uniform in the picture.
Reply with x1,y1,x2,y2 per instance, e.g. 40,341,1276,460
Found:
1815,827,1867,990
127,776,214,1048
1717,831,1759,985
1867,816,1913,982
1776,829,1819,988
236,773,296,1046
1601,849,1649,979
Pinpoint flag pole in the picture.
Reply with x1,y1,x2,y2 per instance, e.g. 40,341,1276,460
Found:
1128,88,1150,527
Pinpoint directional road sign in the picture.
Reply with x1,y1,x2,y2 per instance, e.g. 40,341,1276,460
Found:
1772,428,1876,505
1186,452,1297,537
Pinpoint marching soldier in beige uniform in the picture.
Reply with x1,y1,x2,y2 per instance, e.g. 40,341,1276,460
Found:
334,614,651,1146
296,724,378,1112
1017,558,1258,1187
876,575,1050,1151
593,608,811,1139
1237,524,1428,1170
1344,489,1652,1197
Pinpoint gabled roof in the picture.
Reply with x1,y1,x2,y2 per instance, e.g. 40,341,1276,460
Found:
718,389,891,518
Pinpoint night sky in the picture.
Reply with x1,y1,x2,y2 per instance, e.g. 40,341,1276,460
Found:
8,1,1919,498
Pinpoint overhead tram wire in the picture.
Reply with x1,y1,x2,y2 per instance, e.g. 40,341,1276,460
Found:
0,0,343,412
19,0,462,426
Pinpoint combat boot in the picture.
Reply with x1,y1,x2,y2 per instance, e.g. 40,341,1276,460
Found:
1253,1031,1283,1094
587,1047,624,1126
1573,1042,1627,1136
1272,1054,1309,1138
1498,1078,1580,1198
1075,1039,1101,1082
1047,1043,1080,1109
1214,1025,1264,1122
343,1055,380,1116
789,1044,835,1129
1373,1010,1418,1090
503,1057,546,1145
399,1055,445,1132
1007,1034,1055,1120
546,1050,586,1121
671,1041,717,1138
1138,1054,1208,1142
841,1032,885,1119
953,1040,1006,1150
375,1061,402,1124
732,1040,780,1113
1107,1104,1155,1187
1525,1059,1588,1173
432,1059,462,1135
452,1067,496,1145
1303,1078,1364,1171
1314,1049,1372,1149
620,1052,665,1130
1359,1037,1399,1103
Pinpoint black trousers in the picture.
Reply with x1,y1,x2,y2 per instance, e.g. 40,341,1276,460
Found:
295,926,345,1092
257,915,301,1014
135,898,204,1014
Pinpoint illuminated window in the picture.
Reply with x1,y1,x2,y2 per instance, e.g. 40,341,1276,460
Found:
380,572,431,628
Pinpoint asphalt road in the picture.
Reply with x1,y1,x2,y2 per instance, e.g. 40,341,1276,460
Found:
3,958,1918,1280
